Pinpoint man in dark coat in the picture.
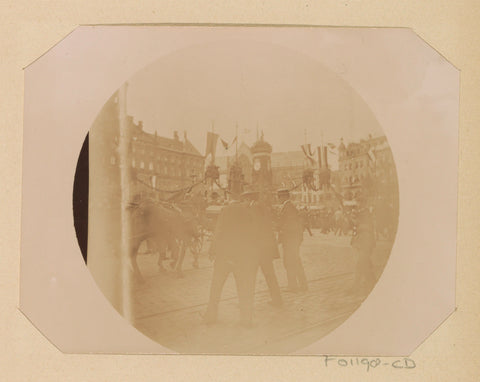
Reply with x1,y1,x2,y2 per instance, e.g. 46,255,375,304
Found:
250,191,283,307
277,189,308,292
203,194,260,327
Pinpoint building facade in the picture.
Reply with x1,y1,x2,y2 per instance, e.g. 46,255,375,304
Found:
100,92,205,201
337,135,398,202
216,137,313,202
129,123,204,200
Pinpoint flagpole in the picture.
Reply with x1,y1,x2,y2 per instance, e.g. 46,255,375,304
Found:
235,123,238,163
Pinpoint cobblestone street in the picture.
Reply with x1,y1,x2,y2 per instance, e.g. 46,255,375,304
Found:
130,230,393,354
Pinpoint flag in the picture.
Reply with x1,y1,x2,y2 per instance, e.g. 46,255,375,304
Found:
323,146,329,168
220,139,229,150
308,144,314,157
367,147,376,162
231,136,237,146
327,142,336,149
317,146,329,168
317,146,322,168
301,144,316,165
205,131,219,161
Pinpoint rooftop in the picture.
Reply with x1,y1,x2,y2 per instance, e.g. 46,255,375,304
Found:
130,118,202,156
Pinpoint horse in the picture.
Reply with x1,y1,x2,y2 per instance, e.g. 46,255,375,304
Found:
127,199,202,281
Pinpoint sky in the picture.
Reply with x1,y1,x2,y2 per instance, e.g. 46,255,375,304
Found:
124,39,384,167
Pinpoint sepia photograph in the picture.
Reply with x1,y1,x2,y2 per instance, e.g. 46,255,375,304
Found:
75,39,400,354
9,1,470,377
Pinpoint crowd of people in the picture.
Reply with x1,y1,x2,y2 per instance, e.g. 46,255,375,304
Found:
203,188,382,327
134,187,382,328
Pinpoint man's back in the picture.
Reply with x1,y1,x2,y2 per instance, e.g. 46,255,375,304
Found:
250,202,279,260
278,201,303,245
211,202,257,262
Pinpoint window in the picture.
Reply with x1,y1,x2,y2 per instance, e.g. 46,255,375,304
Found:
140,161,145,169
149,162,153,170
132,159,136,168
110,156,116,165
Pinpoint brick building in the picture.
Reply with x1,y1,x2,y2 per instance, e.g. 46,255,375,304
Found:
129,124,204,200
99,91,205,201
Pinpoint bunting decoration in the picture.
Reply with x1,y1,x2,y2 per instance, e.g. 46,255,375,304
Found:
323,146,329,168
205,131,219,162
317,146,323,168
220,139,229,150
301,143,316,165
220,136,237,151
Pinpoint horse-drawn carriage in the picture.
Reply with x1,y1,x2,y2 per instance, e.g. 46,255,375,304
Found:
127,189,216,281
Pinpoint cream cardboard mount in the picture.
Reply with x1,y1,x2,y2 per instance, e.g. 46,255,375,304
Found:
20,26,458,355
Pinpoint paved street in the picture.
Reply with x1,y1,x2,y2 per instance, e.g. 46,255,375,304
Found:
130,230,394,354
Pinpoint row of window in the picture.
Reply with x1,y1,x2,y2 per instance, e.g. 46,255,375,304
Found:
271,160,305,167
131,158,202,170
341,160,367,171
341,156,393,171
343,174,369,184
131,147,201,167
110,156,201,177
342,169,395,185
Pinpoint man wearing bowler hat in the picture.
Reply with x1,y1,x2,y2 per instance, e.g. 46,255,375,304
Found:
203,191,260,327
277,188,308,292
